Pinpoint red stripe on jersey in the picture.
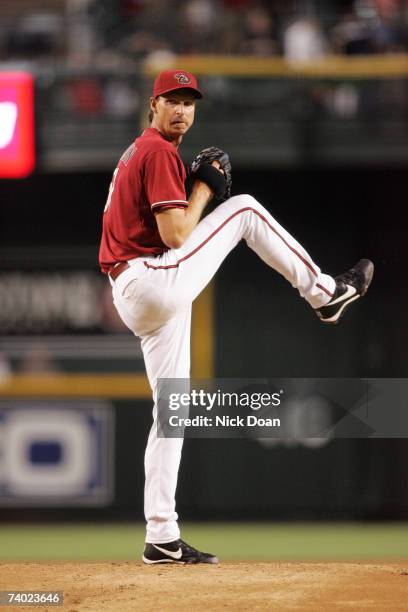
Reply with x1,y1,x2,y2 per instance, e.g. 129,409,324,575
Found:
143,206,333,298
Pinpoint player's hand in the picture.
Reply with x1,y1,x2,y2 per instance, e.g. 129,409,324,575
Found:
189,147,232,203
212,160,224,174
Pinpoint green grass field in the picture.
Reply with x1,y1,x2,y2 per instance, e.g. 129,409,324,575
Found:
0,523,407,561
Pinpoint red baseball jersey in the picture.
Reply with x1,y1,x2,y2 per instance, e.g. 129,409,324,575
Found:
99,127,188,273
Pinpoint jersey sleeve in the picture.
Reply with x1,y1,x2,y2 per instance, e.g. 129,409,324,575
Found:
144,149,188,214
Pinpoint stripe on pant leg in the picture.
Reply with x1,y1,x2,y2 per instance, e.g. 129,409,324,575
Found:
144,207,333,298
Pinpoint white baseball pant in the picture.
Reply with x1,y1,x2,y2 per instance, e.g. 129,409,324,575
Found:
110,194,336,543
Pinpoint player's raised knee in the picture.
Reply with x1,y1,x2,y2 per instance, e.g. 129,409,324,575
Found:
227,194,260,209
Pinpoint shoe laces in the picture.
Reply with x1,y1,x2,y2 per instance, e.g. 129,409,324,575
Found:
337,269,357,286
179,539,199,555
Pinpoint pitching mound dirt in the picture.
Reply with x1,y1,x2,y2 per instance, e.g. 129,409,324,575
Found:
0,561,407,611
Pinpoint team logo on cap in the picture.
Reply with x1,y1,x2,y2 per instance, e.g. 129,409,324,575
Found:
174,72,191,85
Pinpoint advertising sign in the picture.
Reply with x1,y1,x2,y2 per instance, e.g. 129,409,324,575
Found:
0,72,35,178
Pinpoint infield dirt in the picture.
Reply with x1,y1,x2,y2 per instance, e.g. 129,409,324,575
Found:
0,561,407,611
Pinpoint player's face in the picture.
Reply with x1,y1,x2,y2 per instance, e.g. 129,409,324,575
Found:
150,90,196,144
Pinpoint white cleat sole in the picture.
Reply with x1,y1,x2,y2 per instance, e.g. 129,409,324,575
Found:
142,555,185,565
320,294,360,324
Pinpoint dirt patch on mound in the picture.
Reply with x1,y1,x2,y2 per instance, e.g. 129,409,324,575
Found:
0,561,407,611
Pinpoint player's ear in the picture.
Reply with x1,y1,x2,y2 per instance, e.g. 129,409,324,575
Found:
149,96,158,114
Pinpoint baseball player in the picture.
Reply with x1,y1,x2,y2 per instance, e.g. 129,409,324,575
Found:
99,70,374,565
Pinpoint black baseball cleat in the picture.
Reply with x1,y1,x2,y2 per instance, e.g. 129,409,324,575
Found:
315,258,374,325
142,538,219,565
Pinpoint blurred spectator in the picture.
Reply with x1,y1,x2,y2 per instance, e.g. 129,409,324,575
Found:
120,0,144,17
5,11,63,63
104,79,139,118
19,345,59,375
117,0,176,61
331,4,374,55
177,0,221,53
330,0,408,55
66,0,100,67
121,30,173,62
1,0,408,65
66,78,104,117
240,5,278,56
325,83,360,118
371,0,408,52
284,16,328,63
184,0,217,31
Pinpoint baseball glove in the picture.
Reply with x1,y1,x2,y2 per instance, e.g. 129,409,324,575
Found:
189,146,232,203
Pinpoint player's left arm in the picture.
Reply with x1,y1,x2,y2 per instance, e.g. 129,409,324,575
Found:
146,148,223,249
155,177,214,249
